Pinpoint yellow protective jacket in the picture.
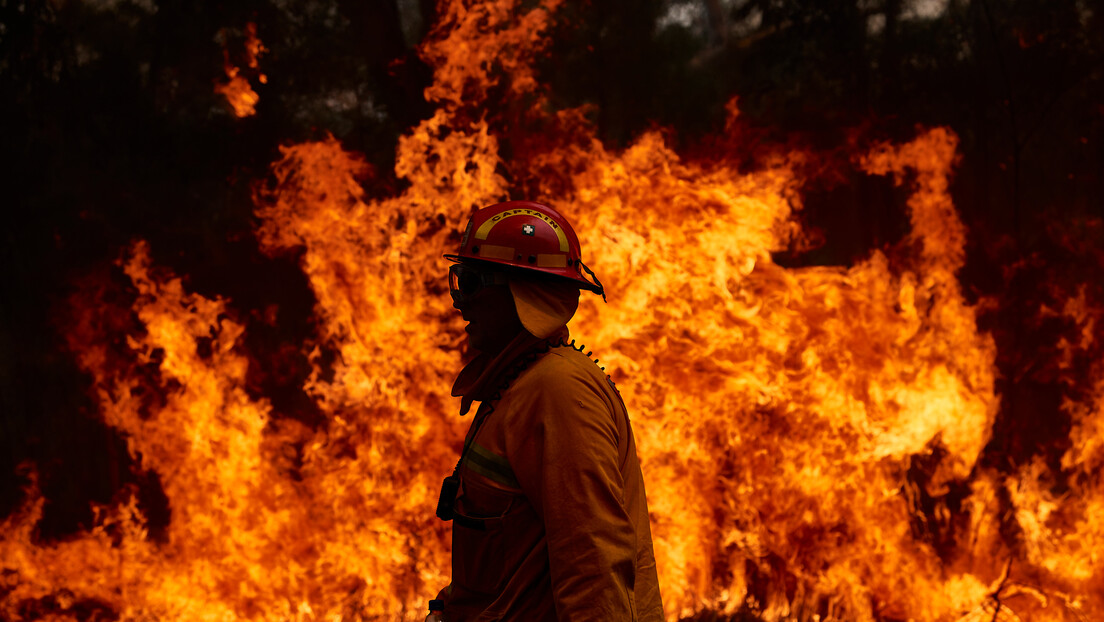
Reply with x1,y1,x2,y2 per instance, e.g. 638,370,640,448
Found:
439,330,664,621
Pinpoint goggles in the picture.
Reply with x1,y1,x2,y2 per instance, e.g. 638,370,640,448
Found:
448,264,508,303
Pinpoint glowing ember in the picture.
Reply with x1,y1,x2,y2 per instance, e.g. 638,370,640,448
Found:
2,0,1101,620
215,22,266,118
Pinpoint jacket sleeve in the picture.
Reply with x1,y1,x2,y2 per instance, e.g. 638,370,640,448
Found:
506,364,638,620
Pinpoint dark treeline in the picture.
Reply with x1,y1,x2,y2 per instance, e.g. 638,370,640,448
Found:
1,0,1102,570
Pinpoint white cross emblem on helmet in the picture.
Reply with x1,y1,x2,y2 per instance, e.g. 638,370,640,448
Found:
522,224,535,236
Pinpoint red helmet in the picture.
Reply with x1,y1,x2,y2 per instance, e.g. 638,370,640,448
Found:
444,201,604,297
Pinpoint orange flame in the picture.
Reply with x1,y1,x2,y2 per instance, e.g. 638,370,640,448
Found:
2,0,1102,620
215,22,266,118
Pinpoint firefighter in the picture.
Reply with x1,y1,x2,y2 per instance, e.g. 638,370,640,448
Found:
429,201,664,621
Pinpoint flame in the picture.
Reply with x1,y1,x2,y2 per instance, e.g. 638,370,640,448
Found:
3,0,1102,620
561,124,1003,619
1004,279,1104,617
215,22,266,118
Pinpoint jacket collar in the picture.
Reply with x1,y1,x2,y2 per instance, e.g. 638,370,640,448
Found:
451,326,570,416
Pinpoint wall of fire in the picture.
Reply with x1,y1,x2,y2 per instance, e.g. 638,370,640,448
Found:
2,0,1102,620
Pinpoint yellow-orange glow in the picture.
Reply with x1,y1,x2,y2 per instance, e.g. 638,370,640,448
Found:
2,0,1101,620
215,23,266,117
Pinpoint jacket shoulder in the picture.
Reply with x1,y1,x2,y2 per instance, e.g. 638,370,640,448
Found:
505,344,613,401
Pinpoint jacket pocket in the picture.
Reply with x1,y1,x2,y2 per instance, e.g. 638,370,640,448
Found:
451,474,520,595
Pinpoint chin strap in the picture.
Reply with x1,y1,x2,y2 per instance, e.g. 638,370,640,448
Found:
578,260,606,303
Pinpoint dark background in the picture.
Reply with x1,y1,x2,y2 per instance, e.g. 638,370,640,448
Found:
2,0,1103,595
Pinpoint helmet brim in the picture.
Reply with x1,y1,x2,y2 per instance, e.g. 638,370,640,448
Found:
442,253,603,294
